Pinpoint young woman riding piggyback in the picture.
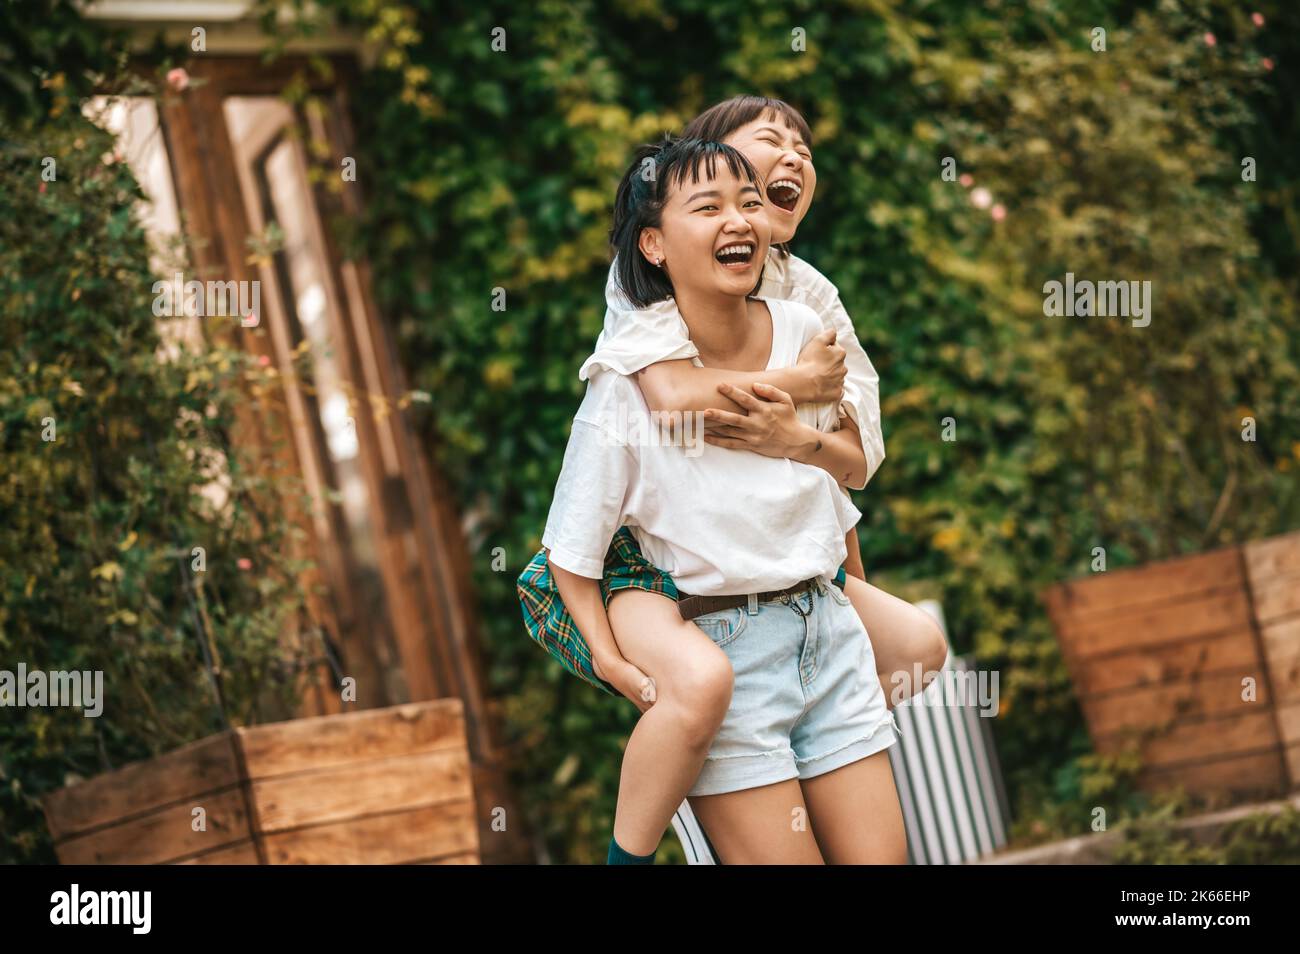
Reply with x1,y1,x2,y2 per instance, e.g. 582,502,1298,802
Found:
518,97,947,864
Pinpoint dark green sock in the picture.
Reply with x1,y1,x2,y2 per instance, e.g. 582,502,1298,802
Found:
607,834,656,865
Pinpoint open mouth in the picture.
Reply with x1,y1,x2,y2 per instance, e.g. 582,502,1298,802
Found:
766,177,802,213
715,242,756,267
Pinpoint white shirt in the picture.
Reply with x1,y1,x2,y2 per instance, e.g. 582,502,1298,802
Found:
578,250,885,490
543,297,861,595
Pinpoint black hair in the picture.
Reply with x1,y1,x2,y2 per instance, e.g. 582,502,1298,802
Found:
680,95,813,149
610,136,764,308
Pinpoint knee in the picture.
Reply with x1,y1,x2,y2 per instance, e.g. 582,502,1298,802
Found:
919,615,949,674
896,603,948,676
663,653,733,746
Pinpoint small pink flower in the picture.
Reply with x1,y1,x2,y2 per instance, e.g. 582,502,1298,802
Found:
237,557,252,571
167,68,190,92
1262,57,1275,71
257,354,271,367
1204,32,1216,47
242,311,259,328
1252,12,1265,28
970,186,993,210
991,203,1007,222
959,173,974,188
39,181,47,194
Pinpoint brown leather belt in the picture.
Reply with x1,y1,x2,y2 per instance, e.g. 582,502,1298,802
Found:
675,575,841,622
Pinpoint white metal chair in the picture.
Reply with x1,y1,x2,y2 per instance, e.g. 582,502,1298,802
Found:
670,799,719,865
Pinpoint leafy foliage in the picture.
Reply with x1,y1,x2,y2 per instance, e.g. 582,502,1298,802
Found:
0,89,323,862
322,0,1298,860
2,0,1297,865
1111,798,1300,864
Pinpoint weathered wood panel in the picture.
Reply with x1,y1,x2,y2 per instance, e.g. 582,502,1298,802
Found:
43,700,480,865
1045,533,1300,797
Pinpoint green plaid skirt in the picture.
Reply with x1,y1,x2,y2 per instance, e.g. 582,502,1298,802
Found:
517,527,848,698
517,527,677,697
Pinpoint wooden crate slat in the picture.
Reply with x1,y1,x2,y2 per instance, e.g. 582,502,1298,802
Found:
1080,672,1267,738
1246,572,1300,626
1261,617,1300,667
173,840,261,865
54,787,252,865
236,699,465,779
1268,644,1300,704
1092,708,1278,768
1056,586,1253,659
1243,529,1300,583
1275,700,1300,760
1286,744,1300,789
250,747,472,833
1070,630,1259,697
1138,750,1286,799
416,852,479,864
1044,548,1242,621
42,734,241,841
260,800,479,864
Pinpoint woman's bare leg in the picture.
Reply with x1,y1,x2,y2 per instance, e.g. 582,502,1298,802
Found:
800,750,908,864
687,779,825,864
604,590,734,856
842,575,949,707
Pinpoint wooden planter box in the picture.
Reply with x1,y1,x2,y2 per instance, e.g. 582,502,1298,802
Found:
1043,529,1300,800
42,699,480,864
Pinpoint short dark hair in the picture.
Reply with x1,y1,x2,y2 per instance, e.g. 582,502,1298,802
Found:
681,95,813,150
610,136,764,308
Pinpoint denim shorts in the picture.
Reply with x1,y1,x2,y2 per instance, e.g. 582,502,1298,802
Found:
687,575,900,798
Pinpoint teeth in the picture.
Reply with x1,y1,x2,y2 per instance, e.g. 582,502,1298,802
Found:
716,243,754,258
770,178,802,196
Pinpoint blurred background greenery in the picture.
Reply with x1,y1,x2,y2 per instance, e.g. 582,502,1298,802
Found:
2,0,1297,863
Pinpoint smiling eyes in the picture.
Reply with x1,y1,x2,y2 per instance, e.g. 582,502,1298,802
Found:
693,198,764,213
760,135,812,160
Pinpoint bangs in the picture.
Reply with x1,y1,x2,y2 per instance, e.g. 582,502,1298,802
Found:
665,140,761,191
757,102,813,145
680,95,813,149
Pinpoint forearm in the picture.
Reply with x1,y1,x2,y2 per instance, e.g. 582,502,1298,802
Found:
636,360,816,414
547,555,622,665
790,421,867,489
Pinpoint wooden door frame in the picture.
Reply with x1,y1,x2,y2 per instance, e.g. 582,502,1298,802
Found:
150,53,532,863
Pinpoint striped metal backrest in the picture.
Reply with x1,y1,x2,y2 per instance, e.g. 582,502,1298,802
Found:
671,800,719,865
891,600,1010,864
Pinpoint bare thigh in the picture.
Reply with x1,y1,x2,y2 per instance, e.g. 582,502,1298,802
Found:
605,590,731,704
687,779,825,864
800,749,907,864
842,575,948,706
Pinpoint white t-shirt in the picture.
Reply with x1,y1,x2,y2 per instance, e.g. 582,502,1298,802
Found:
578,250,885,490
542,297,861,596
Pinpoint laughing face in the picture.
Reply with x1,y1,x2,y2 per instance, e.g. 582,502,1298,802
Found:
637,161,773,300
722,114,816,244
